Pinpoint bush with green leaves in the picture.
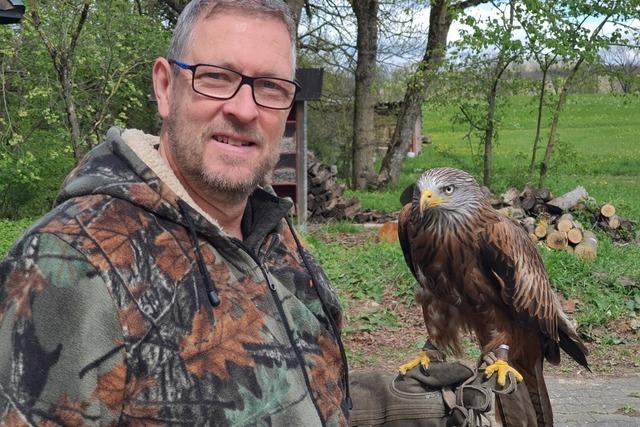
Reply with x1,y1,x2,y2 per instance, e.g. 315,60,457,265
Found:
0,218,32,257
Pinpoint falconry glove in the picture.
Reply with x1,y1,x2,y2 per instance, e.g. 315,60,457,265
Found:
349,361,505,427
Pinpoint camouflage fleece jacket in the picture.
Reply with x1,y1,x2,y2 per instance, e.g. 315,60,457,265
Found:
0,129,349,426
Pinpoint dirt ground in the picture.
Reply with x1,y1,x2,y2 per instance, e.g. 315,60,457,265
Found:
310,225,640,378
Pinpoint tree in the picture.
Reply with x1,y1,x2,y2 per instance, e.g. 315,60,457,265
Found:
531,0,636,187
376,0,489,188
451,0,523,188
298,0,427,181
599,44,640,94
511,2,564,174
29,0,91,162
0,1,169,217
350,0,379,189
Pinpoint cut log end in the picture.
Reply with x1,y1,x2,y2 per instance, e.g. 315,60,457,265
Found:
574,230,598,260
546,231,568,250
557,218,574,233
600,203,616,218
534,225,548,238
378,221,399,243
567,228,584,245
608,214,621,229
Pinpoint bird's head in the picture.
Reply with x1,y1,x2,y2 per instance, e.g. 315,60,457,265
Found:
413,167,485,217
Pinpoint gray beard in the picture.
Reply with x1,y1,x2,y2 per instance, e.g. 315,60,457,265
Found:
166,116,277,204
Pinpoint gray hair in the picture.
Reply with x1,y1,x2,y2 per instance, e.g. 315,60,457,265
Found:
167,0,297,76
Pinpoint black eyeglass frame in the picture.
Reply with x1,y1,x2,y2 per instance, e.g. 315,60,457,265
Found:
168,59,300,110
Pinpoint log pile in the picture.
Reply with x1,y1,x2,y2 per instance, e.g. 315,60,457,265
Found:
592,203,636,243
307,153,361,222
492,185,637,260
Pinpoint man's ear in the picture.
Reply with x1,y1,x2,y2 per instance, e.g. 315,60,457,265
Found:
152,57,172,120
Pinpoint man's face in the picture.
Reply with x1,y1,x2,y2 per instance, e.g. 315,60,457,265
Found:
162,12,293,197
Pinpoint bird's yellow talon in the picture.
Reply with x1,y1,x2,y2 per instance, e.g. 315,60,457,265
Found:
485,359,524,386
399,351,431,374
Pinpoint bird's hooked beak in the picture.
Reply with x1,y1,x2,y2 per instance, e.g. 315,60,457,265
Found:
419,189,445,212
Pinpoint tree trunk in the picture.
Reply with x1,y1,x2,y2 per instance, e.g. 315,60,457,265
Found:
351,0,379,189
375,0,450,188
30,1,90,164
482,0,515,189
59,67,82,161
376,0,488,188
538,58,582,187
538,16,610,187
482,81,497,188
529,64,548,173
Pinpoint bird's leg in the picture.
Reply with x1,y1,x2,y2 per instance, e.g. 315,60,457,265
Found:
399,340,445,374
484,344,524,386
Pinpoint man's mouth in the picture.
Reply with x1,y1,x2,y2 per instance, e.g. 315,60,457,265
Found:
213,135,255,147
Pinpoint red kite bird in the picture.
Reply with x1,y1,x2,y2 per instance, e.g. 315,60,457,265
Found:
397,167,588,427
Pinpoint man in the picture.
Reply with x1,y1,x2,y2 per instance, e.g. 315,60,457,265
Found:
0,1,349,425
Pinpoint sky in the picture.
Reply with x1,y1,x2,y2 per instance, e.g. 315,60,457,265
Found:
415,2,640,45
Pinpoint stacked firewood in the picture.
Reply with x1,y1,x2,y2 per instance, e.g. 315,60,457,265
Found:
492,185,635,260
521,212,598,260
307,152,361,221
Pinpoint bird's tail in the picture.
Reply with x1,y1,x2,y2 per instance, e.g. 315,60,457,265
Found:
496,357,553,427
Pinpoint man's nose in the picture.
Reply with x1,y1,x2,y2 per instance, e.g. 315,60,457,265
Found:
221,83,259,123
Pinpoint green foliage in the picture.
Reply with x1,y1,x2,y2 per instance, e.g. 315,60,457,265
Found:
0,2,170,217
0,218,32,257
348,93,640,219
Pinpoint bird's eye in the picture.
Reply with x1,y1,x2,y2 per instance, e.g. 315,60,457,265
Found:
443,185,455,195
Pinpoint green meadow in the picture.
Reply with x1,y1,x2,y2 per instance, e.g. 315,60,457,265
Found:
347,93,640,219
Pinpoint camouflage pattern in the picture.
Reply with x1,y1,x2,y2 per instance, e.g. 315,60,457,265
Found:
0,133,348,426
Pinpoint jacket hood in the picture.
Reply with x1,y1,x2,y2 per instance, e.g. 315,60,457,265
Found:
56,128,293,241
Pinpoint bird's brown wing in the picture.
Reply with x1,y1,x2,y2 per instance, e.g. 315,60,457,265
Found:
479,215,559,339
479,214,588,368
397,203,417,280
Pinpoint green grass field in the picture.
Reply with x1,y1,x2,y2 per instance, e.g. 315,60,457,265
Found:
347,93,640,218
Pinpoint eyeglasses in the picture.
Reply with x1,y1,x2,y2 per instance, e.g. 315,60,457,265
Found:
169,59,300,110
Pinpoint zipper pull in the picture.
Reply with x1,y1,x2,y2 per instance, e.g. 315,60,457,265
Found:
265,269,277,291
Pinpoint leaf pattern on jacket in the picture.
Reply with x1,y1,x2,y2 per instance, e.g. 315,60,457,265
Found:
180,276,267,380
1,408,28,426
309,335,346,426
117,302,147,337
93,361,159,420
153,230,191,281
128,182,177,213
86,203,150,268
3,263,47,321
41,395,91,427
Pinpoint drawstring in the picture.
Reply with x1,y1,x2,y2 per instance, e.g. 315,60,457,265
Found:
177,200,221,307
285,217,353,411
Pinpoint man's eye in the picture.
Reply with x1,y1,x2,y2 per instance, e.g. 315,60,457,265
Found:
443,185,455,195
259,79,284,92
202,72,229,81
